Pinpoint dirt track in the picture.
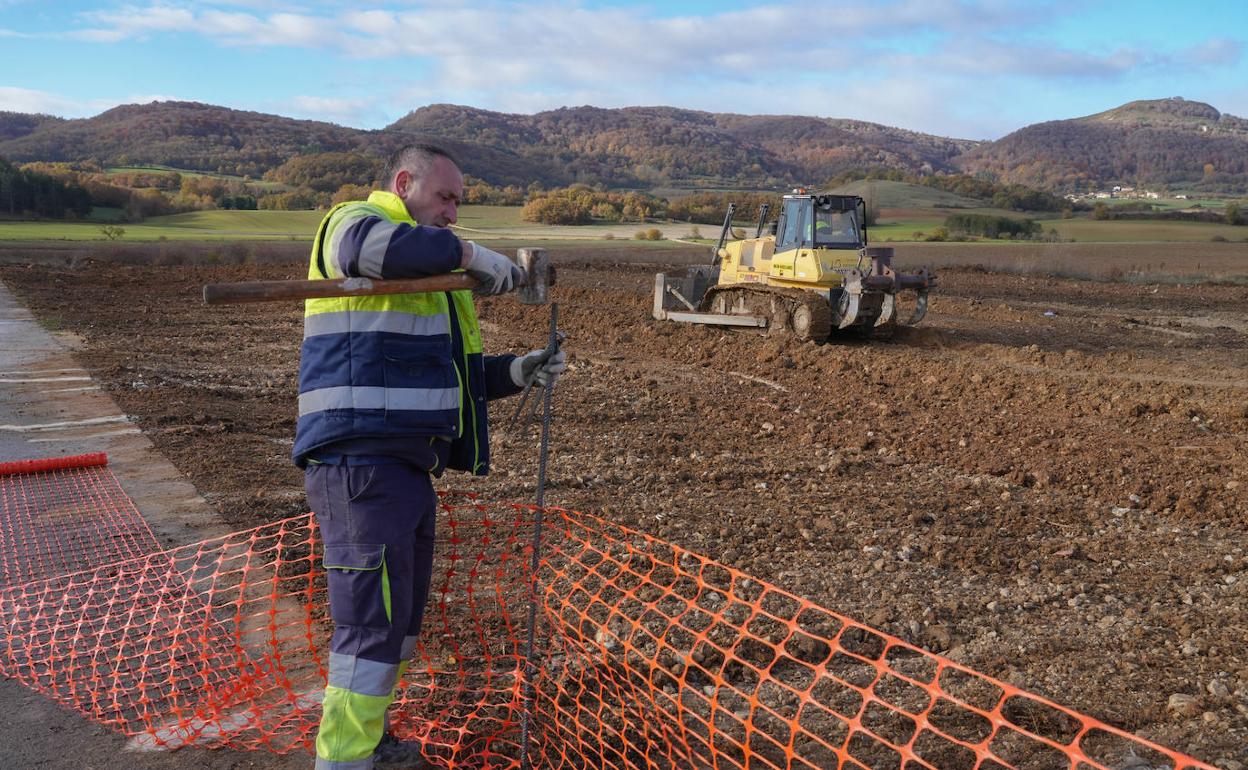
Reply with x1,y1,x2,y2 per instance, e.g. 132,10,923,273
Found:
1,245,1246,768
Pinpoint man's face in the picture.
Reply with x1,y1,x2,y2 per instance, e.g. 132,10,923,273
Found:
395,156,463,227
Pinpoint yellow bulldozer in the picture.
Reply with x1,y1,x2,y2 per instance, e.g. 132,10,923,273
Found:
652,191,935,341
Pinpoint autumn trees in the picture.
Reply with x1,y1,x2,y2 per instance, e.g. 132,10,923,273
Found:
521,187,662,225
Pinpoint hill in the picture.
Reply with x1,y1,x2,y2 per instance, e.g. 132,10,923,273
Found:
389,104,975,188
0,111,66,142
957,97,1248,193
0,100,976,190
3,97,1247,194
0,102,363,178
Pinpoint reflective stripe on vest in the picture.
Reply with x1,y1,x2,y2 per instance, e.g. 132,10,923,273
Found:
357,221,396,278
303,310,451,338
298,385,459,416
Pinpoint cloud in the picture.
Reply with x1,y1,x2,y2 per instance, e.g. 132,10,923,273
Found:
72,5,195,43
0,87,186,118
912,38,1144,80
197,9,339,47
65,1,1056,64
51,0,1242,138
0,86,83,116
1179,37,1244,67
281,94,387,127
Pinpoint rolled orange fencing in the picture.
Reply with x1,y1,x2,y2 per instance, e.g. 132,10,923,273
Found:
0,456,1215,769
0,451,108,477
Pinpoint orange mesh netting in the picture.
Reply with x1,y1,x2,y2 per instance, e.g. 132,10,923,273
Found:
0,455,1215,769
0,452,152,585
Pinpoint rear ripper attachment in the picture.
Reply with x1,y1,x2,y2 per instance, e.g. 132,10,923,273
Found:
653,192,936,342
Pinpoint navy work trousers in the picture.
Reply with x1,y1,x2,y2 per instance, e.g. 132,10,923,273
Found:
306,462,436,769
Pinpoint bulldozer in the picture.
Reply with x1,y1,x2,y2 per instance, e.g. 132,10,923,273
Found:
652,191,935,341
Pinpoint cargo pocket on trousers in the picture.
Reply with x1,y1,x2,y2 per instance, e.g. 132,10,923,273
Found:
323,543,391,629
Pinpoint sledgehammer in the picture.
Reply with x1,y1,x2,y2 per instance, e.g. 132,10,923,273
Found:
200,247,555,305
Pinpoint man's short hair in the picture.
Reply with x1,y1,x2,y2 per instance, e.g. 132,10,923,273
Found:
384,143,460,185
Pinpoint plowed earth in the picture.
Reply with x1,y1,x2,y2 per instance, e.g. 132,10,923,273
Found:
1,245,1245,768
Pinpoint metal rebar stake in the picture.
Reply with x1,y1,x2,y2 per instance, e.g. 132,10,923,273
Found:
519,302,557,770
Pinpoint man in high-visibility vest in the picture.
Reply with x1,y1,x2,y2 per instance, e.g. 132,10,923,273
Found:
295,143,566,769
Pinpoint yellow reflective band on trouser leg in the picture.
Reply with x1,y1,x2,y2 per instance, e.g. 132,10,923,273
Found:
316,685,391,769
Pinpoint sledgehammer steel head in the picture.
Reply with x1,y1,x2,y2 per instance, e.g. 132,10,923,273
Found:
516,247,555,305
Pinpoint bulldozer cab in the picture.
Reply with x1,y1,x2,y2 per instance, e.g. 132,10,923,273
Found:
776,193,865,252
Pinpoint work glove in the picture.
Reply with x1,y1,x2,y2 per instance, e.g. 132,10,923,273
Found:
510,348,568,388
463,241,524,295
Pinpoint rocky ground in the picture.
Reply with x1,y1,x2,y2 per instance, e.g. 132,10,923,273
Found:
0,244,1244,768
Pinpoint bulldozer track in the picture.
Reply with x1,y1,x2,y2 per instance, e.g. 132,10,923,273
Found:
699,284,832,342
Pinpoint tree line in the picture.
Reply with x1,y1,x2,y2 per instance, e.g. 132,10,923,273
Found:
824,168,1071,212
0,157,91,218
0,148,1104,229
521,188,663,225
1091,200,1245,226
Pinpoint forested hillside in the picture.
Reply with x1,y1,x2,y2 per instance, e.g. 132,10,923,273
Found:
958,97,1248,192
3,97,1246,194
389,104,976,187
0,102,363,178
712,113,972,181
0,111,66,142
0,101,977,190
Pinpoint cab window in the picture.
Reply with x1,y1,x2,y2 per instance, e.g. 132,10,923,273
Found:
778,199,807,250
814,209,860,246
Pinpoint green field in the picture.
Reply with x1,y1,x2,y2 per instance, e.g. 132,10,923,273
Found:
1136,197,1228,210
0,206,700,247
2,199,1245,245
106,165,288,192
0,210,324,241
830,179,986,209
455,205,528,229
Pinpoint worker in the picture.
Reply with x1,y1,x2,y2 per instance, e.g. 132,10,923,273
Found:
293,143,567,770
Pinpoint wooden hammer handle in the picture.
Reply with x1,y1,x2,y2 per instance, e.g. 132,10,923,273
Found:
202,273,479,304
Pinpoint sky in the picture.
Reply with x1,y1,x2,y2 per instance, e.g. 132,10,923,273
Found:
1,0,1246,140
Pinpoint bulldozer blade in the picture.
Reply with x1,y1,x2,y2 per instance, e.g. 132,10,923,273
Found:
665,284,699,311
653,267,716,320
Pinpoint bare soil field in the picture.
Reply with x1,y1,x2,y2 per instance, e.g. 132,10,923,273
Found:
1,243,1246,768
893,241,1248,283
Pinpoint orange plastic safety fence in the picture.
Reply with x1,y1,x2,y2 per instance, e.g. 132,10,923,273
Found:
0,458,1215,769
0,453,157,586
